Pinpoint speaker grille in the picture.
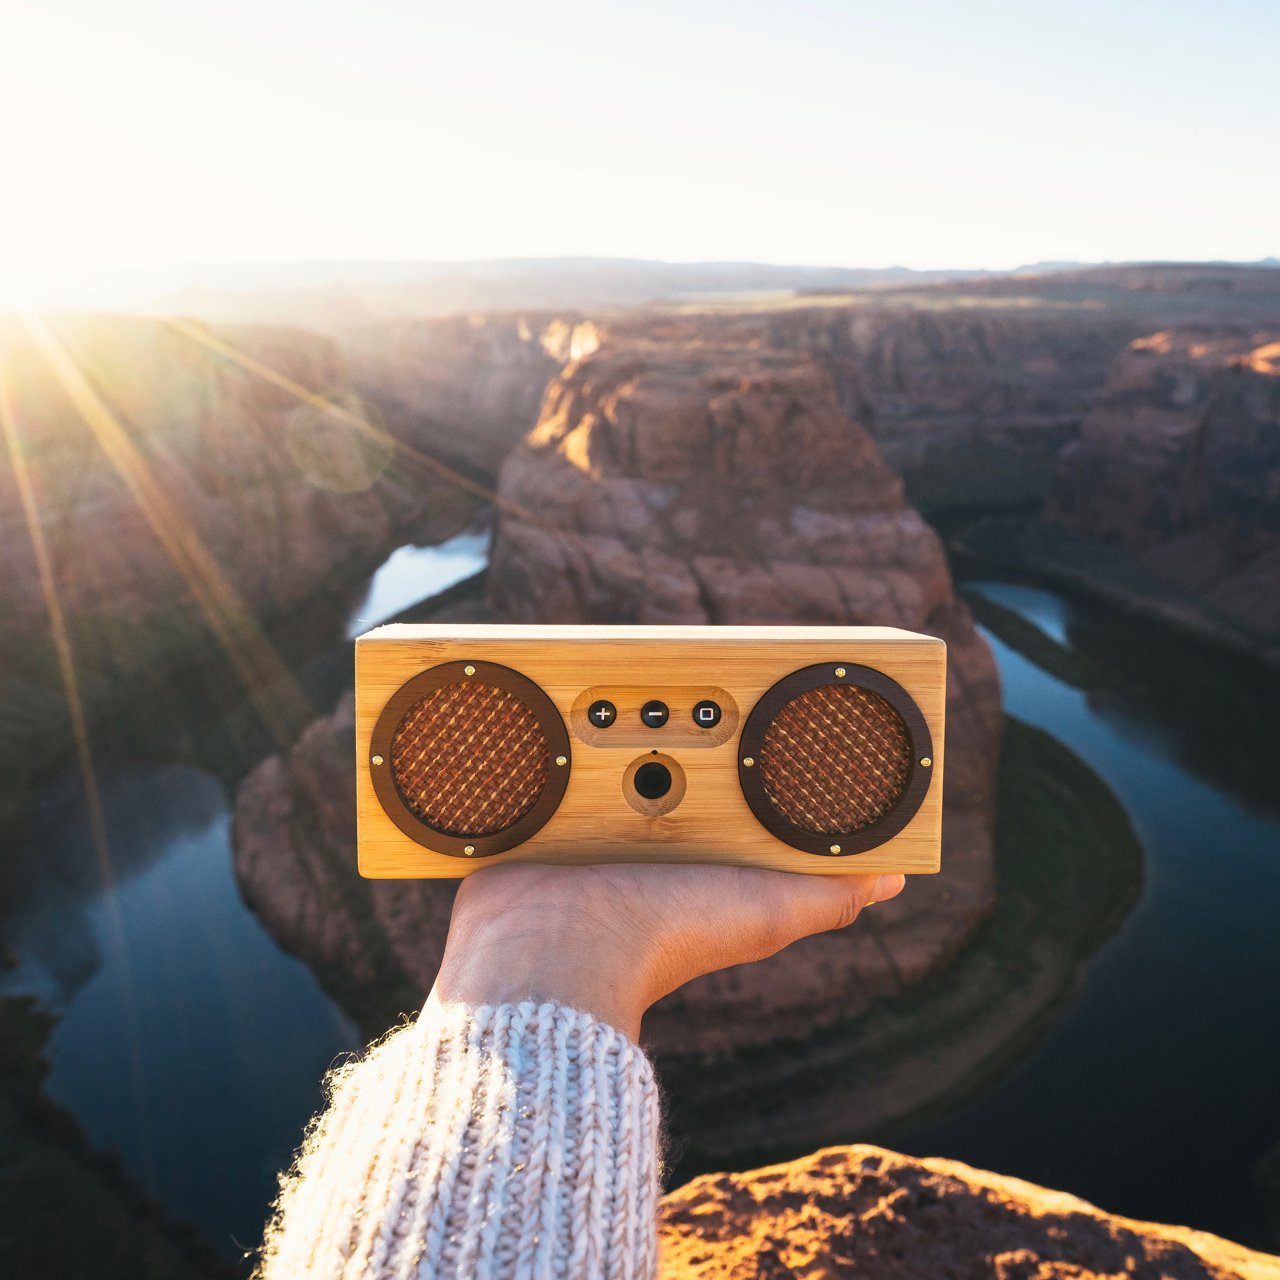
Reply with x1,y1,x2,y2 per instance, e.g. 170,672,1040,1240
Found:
390,681,550,836
758,684,911,834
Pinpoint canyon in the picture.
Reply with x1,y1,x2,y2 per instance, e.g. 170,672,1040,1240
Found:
5,262,1280,1273
236,344,1003,1055
0,314,478,809
11,266,1272,743
231,263,1280,1064
487,343,1001,1051
1046,328,1280,656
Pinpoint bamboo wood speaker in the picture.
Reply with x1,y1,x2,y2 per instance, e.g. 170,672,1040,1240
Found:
356,625,945,878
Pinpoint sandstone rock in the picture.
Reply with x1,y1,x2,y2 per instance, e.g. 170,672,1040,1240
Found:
599,265,1280,518
1047,328,1280,646
233,691,459,1023
0,313,478,766
0,315,475,633
340,312,597,482
659,1145,1280,1279
813,307,1143,511
488,344,1002,1053
231,342,1000,1057
599,304,1145,511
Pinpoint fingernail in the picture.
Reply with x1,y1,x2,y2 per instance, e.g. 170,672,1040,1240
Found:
870,874,906,904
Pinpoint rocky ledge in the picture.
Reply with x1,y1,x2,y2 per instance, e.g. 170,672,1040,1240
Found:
659,1146,1280,1279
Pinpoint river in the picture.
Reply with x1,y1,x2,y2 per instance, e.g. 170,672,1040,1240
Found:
896,580,1280,1249
1,552,1277,1260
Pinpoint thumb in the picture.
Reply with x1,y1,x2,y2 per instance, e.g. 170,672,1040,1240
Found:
783,871,907,939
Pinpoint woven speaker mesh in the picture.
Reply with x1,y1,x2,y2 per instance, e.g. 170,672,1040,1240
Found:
758,684,911,834
390,681,549,836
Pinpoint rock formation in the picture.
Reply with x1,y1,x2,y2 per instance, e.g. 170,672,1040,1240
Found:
658,1145,1280,1279
598,302,1147,511
796,306,1145,511
234,342,1001,1056
1046,328,1280,652
0,313,478,773
597,265,1280,516
0,314,477,635
233,691,457,1027
486,344,1002,1051
340,312,597,482
233,574,498,1033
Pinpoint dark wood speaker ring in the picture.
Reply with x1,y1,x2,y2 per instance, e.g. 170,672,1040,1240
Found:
369,661,571,858
738,663,934,856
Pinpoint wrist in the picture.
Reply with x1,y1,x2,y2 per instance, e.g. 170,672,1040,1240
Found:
431,899,653,1041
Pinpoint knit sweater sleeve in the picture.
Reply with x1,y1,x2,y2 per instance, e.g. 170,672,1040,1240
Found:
258,997,662,1280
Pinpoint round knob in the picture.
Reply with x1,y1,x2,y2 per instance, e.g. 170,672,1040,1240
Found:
633,761,673,799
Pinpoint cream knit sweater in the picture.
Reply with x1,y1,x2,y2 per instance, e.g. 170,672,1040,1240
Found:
259,997,662,1279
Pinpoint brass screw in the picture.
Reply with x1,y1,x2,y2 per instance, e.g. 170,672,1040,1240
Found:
743,756,755,767
920,757,932,768
464,844,476,856
555,755,567,767
464,664,476,676
371,754,384,766
830,843,842,855
834,666,846,678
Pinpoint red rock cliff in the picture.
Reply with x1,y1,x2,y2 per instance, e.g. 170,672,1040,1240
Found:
0,314,478,762
1046,328,1280,650
598,302,1145,511
487,344,1002,1052
339,312,596,480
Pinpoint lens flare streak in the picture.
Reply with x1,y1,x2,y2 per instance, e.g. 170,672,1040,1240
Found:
0,340,159,1187
22,313,310,745
165,317,540,523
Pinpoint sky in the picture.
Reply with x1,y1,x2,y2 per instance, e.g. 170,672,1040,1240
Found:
1,0,1276,302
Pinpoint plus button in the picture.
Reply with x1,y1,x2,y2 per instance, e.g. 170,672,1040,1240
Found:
588,699,617,728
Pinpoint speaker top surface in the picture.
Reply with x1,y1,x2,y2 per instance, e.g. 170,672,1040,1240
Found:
362,622,939,644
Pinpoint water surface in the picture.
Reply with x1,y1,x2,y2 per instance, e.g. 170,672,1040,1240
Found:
3,766,360,1256
896,581,1280,1249
345,527,489,638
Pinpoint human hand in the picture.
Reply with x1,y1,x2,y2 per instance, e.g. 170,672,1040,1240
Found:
431,862,905,1040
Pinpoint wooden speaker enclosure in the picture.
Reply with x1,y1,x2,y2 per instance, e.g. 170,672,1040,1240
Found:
356,624,946,878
